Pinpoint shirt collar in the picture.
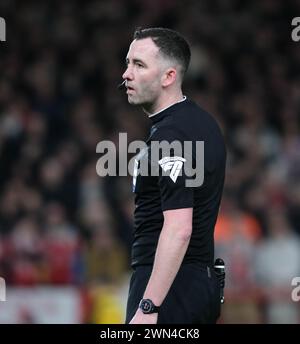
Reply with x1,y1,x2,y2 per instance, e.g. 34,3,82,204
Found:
146,96,187,118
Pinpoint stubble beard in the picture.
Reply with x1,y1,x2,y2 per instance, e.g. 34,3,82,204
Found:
128,85,158,112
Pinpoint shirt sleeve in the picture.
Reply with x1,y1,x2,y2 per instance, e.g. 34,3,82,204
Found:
149,125,195,211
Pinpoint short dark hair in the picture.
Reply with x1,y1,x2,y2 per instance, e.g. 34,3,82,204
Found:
133,27,191,79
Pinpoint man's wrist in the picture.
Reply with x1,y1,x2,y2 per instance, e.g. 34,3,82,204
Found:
139,298,160,314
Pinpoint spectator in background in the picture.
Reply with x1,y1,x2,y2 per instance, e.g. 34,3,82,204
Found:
82,221,129,324
82,222,128,285
254,208,300,324
215,195,263,323
8,216,47,285
43,202,81,284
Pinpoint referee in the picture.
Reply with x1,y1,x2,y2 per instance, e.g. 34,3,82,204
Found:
122,28,226,324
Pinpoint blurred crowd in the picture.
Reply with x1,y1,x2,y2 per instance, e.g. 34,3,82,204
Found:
0,0,300,323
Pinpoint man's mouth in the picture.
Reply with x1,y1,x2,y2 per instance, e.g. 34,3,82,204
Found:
126,85,135,94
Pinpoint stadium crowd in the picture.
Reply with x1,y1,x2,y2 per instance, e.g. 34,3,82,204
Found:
0,0,299,323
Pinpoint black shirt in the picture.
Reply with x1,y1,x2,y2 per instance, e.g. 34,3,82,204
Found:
131,98,226,268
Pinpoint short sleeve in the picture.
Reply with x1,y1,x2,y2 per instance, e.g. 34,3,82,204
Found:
150,126,195,211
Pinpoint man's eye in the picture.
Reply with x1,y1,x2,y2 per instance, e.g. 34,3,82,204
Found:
136,63,144,67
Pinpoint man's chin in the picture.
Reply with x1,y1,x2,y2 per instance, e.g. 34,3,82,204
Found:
127,97,141,105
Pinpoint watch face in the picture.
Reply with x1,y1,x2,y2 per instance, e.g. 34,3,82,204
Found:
140,299,153,314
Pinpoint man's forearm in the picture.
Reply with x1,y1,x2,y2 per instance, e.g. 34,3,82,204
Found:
142,226,191,306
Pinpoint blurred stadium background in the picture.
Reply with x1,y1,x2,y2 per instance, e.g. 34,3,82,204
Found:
0,0,300,323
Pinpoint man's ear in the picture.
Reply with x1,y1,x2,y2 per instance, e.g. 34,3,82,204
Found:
161,68,177,87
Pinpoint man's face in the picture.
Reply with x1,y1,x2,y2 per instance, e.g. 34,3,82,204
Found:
122,38,165,108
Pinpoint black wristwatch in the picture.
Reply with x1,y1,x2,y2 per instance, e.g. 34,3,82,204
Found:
139,299,160,314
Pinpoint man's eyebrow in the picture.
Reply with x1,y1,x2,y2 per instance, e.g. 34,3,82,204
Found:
125,57,146,65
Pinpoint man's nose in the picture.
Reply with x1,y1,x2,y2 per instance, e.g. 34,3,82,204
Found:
122,66,133,80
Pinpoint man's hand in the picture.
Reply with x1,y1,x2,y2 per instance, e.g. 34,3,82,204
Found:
129,308,158,324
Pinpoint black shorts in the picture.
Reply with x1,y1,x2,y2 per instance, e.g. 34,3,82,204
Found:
125,263,221,324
